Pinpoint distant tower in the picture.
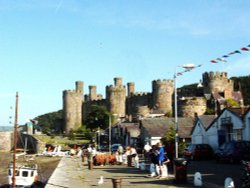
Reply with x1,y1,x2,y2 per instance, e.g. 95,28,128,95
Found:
89,85,97,101
63,81,83,133
127,82,135,97
152,79,174,114
202,71,234,96
106,77,126,117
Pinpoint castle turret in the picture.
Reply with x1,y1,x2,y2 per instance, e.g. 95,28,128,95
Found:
89,85,97,101
63,81,84,133
127,82,135,96
76,81,83,93
106,77,126,117
152,79,174,114
202,71,234,95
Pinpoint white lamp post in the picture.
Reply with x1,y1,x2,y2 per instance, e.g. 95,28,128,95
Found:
174,64,196,159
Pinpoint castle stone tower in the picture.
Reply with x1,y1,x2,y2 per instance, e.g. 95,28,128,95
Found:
106,77,126,117
89,85,97,101
202,71,234,95
127,82,135,96
63,81,83,133
152,79,174,114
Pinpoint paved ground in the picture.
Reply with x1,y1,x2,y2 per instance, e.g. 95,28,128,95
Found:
46,156,223,188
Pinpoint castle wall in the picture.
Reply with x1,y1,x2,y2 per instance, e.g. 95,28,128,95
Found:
126,92,152,117
152,79,174,114
178,97,207,117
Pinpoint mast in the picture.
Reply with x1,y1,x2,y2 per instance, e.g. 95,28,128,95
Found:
12,92,18,188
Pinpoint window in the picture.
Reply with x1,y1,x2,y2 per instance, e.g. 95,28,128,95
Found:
22,171,29,177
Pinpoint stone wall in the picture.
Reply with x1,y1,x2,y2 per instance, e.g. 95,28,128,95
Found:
0,132,12,151
178,97,207,117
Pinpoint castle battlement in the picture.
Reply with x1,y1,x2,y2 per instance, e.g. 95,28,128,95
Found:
63,90,79,95
131,92,150,97
105,85,126,91
152,79,173,85
203,71,229,80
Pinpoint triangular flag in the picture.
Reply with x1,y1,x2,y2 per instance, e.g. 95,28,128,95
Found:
197,64,202,67
216,58,227,62
241,47,249,51
247,44,250,47
228,52,235,55
221,58,227,62
223,55,229,58
210,60,218,63
234,50,241,54
177,72,183,76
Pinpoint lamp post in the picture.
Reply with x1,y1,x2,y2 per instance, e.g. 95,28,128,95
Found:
109,114,111,154
174,64,196,159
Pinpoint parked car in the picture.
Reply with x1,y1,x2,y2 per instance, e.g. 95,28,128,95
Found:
183,144,214,160
214,140,250,163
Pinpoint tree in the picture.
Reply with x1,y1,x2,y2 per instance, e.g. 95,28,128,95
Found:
35,110,63,134
161,124,187,157
226,98,239,107
85,105,110,131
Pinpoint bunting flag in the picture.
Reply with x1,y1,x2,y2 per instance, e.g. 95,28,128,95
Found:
216,58,227,62
210,60,218,63
241,47,249,51
175,64,202,77
210,44,249,64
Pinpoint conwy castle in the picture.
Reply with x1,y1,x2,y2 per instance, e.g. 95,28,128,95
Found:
63,71,243,133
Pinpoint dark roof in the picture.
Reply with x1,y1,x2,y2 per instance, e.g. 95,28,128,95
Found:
212,91,243,105
191,115,216,134
198,115,216,128
141,117,195,138
115,122,140,138
227,107,248,118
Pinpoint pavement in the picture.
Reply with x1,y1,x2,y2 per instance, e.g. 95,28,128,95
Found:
45,156,223,188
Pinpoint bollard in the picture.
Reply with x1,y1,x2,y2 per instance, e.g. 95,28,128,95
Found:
112,178,122,188
88,160,93,170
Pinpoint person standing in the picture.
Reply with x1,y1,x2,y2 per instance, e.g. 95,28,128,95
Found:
143,142,152,163
156,142,165,178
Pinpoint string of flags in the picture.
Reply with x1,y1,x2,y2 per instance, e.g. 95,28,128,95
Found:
210,44,250,64
174,44,249,77
176,64,202,77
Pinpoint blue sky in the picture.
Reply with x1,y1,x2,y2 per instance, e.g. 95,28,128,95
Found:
1,0,250,126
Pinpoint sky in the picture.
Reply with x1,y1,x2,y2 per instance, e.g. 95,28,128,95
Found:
1,0,250,126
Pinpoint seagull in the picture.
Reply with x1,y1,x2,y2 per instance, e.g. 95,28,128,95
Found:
98,176,104,185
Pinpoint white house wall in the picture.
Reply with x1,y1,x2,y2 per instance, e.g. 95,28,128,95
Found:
218,110,243,130
244,111,250,141
206,122,219,150
192,121,206,144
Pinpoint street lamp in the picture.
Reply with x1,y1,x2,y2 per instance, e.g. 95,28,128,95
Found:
174,64,196,159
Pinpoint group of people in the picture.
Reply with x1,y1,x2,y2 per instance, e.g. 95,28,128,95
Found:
144,142,171,179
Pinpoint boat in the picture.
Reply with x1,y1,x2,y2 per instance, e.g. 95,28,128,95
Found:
7,92,39,187
8,162,38,187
